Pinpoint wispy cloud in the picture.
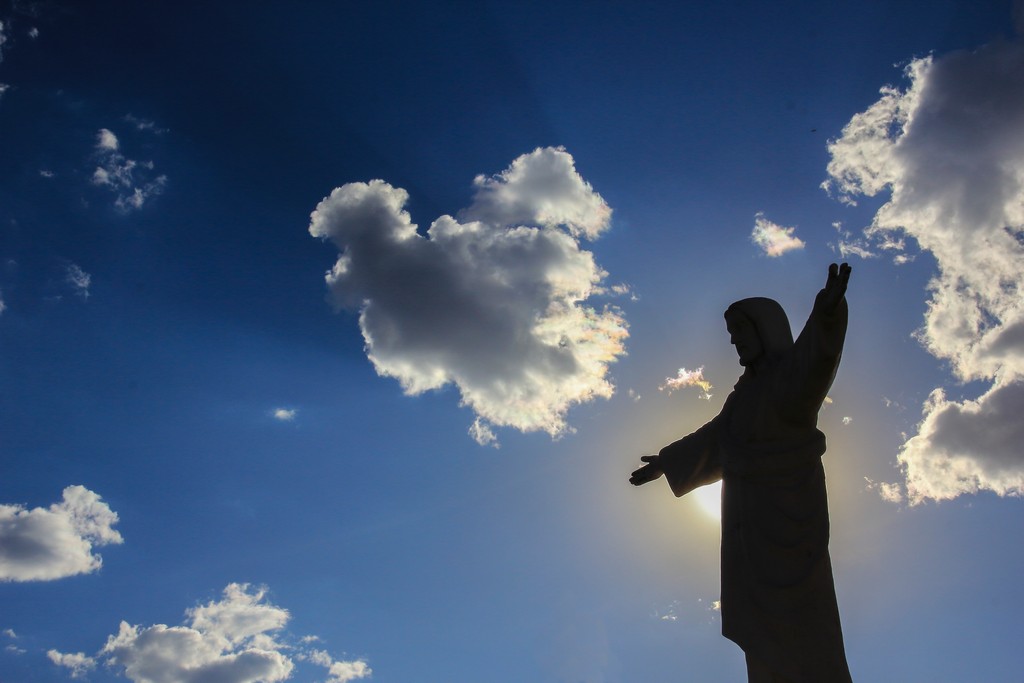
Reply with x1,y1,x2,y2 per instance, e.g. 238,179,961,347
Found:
659,366,712,400
825,43,1024,504
123,113,167,134
751,212,805,257
2,628,23,655
91,128,167,212
65,263,91,299
309,147,628,445
468,418,498,448
272,408,297,421
830,222,877,260
94,583,371,683
864,477,904,504
0,486,123,582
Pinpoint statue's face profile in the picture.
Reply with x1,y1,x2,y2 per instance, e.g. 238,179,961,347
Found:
726,312,763,366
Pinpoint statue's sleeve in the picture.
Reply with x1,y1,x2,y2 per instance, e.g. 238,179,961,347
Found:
658,418,723,497
782,297,848,419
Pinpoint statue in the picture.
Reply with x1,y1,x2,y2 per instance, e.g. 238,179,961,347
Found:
630,263,854,683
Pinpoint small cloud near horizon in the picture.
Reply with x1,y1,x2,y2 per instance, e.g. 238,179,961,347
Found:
57,583,374,683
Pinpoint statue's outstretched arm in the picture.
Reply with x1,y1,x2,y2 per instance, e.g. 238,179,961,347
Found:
631,419,723,496
630,455,663,486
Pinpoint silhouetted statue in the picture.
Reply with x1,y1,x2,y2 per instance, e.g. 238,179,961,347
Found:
631,263,853,683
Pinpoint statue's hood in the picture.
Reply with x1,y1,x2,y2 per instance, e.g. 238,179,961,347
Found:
724,297,793,362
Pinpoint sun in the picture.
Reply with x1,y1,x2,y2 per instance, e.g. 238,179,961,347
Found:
692,481,722,521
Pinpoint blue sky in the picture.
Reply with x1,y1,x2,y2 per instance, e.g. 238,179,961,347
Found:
2,1,1023,681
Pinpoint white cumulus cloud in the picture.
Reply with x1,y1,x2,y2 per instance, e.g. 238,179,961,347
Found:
47,650,96,679
96,583,370,683
91,128,167,212
0,486,123,582
751,212,806,257
825,42,1024,503
308,147,628,444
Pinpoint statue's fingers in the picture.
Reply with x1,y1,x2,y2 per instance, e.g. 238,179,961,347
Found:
640,455,658,463
839,263,852,282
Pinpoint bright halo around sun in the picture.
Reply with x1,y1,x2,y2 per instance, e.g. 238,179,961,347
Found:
692,481,722,521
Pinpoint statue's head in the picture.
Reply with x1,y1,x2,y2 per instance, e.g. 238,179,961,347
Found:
724,297,793,367
725,309,763,366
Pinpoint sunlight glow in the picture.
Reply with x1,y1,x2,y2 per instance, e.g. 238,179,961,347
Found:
692,481,722,521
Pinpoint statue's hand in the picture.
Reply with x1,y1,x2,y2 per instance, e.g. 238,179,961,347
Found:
630,455,663,486
814,262,852,315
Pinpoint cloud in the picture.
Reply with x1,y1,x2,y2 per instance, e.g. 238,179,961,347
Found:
3,629,23,655
124,114,167,134
28,27,38,39
97,128,119,151
47,650,96,679
864,477,904,504
271,408,297,421
0,486,123,582
97,583,370,683
66,263,91,298
468,418,498,448
898,384,1024,501
825,43,1024,503
301,650,372,683
0,290,6,315
308,147,628,444
91,128,167,212
659,366,713,400
0,20,7,62
751,212,806,257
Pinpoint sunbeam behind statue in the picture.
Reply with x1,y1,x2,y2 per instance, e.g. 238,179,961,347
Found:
631,263,854,683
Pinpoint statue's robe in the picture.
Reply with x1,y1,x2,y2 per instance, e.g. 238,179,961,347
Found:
658,297,853,683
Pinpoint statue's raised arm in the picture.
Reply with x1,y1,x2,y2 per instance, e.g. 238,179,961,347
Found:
814,262,852,316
